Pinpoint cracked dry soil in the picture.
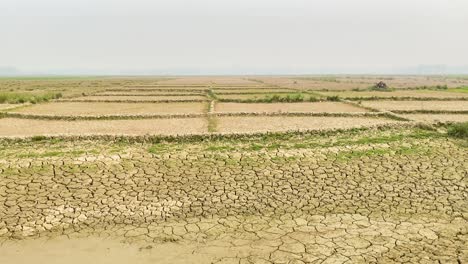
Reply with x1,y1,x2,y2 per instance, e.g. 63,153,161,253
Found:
0,128,467,263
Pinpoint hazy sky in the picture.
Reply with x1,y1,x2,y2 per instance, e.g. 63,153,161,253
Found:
1,0,467,74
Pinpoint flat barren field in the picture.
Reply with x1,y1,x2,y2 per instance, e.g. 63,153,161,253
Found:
403,114,468,123
217,116,400,133
64,95,207,102
214,88,296,93
215,102,368,113
96,91,205,96
9,102,207,116
0,117,207,136
361,100,468,111
1,76,467,264
216,93,313,100
317,90,468,99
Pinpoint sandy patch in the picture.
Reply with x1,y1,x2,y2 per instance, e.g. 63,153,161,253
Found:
215,102,368,113
11,102,207,116
0,237,209,264
217,116,400,133
0,118,207,136
360,101,468,111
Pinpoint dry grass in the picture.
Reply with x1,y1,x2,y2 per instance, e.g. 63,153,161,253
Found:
360,101,468,111
0,118,207,137
215,102,368,113
217,116,401,133
10,102,207,116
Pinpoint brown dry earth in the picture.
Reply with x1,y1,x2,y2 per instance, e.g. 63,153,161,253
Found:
255,76,468,90
96,91,205,96
214,89,297,94
402,114,468,123
360,100,468,111
217,94,307,100
62,95,207,101
0,116,401,137
9,102,208,116
0,118,207,136
216,116,400,133
215,102,368,113
0,130,466,263
316,90,468,99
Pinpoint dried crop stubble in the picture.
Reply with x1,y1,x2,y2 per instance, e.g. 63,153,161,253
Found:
0,118,207,136
9,102,208,116
217,116,401,133
360,100,468,111
215,102,368,113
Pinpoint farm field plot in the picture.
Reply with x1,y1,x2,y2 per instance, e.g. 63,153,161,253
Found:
215,102,368,113
360,100,468,112
255,76,468,90
213,88,297,94
95,90,205,96
1,76,468,264
8,102,207,116
316,90,468,99
63,95,208,102
216,116,401,133
403,114,468,123
216,93,316,101
0,117,207,136
121,86,209,90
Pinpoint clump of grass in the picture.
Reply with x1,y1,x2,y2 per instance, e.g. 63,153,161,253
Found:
447,122,468,139
148,143,167,154
326,95,340,101
264,94,304,103
0,92,62,104
31,135,47,141
207,89,217,99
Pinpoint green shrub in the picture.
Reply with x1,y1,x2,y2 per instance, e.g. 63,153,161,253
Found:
31,135,47,141
447,122,468,139
326,95,340,101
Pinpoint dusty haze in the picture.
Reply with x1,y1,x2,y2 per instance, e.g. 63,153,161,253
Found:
1,0,467,75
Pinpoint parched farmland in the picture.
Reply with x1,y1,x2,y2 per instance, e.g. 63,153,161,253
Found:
0,76,467,264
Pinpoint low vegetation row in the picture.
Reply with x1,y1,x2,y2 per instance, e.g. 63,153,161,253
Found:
0,92,62,104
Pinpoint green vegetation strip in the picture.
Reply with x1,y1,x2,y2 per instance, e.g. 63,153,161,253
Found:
0,92,63,104
217,94,340,103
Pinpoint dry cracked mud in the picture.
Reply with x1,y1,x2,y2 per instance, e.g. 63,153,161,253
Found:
0,127,467,263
